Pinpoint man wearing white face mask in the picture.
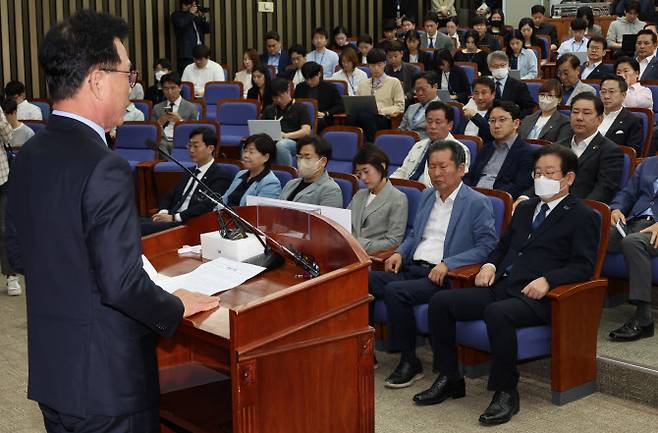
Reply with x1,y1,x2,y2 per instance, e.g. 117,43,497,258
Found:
487,51,536,117
518,79,572,143
416,144,600,426
279,136,343,208
145,58,173,105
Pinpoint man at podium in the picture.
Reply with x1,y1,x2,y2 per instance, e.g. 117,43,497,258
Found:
5,11,218,433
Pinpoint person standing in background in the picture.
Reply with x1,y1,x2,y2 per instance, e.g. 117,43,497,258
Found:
171,0,211,72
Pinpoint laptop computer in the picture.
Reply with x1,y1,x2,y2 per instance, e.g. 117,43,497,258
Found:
248,119,282,141
342,95,379,117
508,69,521,80
622,34,638,56
437,89,452,102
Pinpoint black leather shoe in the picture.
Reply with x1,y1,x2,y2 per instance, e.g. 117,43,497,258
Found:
412,374,465,405
609,319,654,341
479,390,520,426
384,359,423,388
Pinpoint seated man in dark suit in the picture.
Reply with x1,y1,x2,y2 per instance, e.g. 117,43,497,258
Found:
260,31,291,77
369,140,498,387
294,61,344,132
580,36,613,80
140,127,232,236
455,76,495,144
414,144,600,426
599,75,644,154
531,5,558,51
636,29,658,81
463,100,534,199
608,156,658,341
385,41,420,102
487,51,536,117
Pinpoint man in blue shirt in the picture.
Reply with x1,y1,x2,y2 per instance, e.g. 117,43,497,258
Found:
259,31,291,77
306,28,339,79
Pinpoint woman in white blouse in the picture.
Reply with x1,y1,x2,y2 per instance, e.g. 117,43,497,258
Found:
235,49,260,98
616,56,654,110
329,47,368,96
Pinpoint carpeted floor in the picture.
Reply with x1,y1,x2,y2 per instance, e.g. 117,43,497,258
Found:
2,282,658,433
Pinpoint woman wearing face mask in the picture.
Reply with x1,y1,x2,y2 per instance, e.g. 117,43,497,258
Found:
488,9,510,40
279,136,343,208
348,145,408,253
235,49,260,98
454,29,490,76
246,64,273,108
517,79,572,142
505,30,538,80
432,49,471,104
615,56,653,110
145,58,172,105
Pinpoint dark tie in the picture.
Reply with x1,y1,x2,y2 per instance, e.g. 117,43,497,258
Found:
428,37,434,49
173,168,201,212
163,101,175,128
495,81,503,99
409,147,430,181
532,203,550,231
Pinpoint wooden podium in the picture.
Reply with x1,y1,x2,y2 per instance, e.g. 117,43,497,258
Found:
141,206,374,433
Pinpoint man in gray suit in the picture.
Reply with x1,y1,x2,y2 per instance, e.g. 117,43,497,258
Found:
420,12,452,51
557,54,596,106
151,72,199,151
279,136,343,207
399,71,440,139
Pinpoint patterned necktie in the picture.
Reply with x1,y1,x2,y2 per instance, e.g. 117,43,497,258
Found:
532,203,550,231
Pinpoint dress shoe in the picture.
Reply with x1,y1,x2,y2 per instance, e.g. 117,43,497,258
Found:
479,390,519,426
384,358,423,388
609,319,654,341
412,374,465,405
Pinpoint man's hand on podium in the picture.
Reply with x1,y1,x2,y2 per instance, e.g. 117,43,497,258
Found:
173,289,220,317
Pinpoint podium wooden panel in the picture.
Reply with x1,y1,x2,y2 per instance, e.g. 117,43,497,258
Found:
141,206,374,433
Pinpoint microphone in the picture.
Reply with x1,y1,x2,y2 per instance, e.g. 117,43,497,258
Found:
145,139,320,277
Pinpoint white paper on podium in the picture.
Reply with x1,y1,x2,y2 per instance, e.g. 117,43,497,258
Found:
142,255,265,296
245,195,351,232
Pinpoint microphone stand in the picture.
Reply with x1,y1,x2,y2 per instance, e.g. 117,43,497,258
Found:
146,139,321,278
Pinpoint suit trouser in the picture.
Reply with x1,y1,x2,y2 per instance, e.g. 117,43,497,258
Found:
607,217,657,302
428,281,547,391
40,403,159,433
348,112,391,142
369,265,445,352
0,185,14,275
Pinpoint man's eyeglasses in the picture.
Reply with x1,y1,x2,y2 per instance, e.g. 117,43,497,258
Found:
101,68,139,88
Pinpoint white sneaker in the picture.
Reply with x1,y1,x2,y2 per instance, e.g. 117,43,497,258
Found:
7,275,21,296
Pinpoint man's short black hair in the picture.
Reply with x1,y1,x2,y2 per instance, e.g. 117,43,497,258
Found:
269,77,290,96
471,16,488,27
570,18,588,31
587,35,607,50
352,144,389,178
358,34,374,45
531,5,546,15
245,133,277,168
637,29,658,44
427,140,466,167
415,70,440,87
366,48,386,64
534,144,579,176
383,19,397,32
288,44,307,57
192,44,211,59
600,74,628,93
625,0,641,14
160,72,182,87
301,62,323,79
313,27,328,38
1,98,17,115
473,76,495,93
571,92,604,115
385,40,404,53
154,58,172,70
38,10,129,102
296,136,332,160
425,101,455,122
423,11,440,25
492,100,522,120
556,53,581,69
264,31,281,42
4,81,26,98
189,126,217,147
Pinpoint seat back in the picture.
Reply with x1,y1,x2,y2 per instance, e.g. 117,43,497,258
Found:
627,107,654,157
618,145,637,190
582,80,600,96
357,65,372,78
172,120,221,161
536,35,551,60
409,63,423,76
23,120,47,134
216,99,260,148
271,164,298,187
525,80,544,104
203,81,244,119
295,98,319,135
640,81,658,117
374,130,420,175
455,62,477,83
132,99,153,120
180,81,195,100
323,126,364,174
453,134,483,161
329,172,359,208
474,188,513,236
114,121,161,162
390,178,425,236
220,64,232,81
326,80,348,96
31,99,51,119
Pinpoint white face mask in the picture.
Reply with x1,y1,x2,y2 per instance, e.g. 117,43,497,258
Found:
298,158,322,178
534,176,563,201
490,67,509,80
155,70,167,82
538,96,559,112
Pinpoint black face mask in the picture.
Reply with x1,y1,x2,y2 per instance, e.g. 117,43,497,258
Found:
490,20,503,28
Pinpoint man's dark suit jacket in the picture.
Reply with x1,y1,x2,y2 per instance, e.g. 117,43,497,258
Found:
536,22,558,47
171,10,210,60
477,32,500,51
580,62,614,81
486,194,599,322
603,107,644,155
445,65,472,104
640,55,658,81
160,163,232,222
463,135,535,199
402,50,433,70
556,133,624,204
454,111,494,144
610,156,658,219
293,81,345,117
499,77,537,117
259,50,292,77
385,62,420,100
5,115,184,417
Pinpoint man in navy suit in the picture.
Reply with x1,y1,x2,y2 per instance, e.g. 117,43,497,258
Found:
463,100,534,199
6,11,219,432
414,144,599,426
171,0,211,72
636,29,658,81
369,140,498,389
580,36,614,80
260,31,291,77
455,76,495,144
487,51,537,117
608,156,658,341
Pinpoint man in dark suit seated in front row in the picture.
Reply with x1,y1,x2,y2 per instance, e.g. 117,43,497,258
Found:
141,127,232,236
412,144,600,426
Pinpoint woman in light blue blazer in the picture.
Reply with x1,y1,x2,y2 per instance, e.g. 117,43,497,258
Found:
505,30,538,80
348,146,408,254
222,134,281,206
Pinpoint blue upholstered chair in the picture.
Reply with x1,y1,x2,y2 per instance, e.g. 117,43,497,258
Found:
453,134,483,162
114,121,161,168
23,120,47,135
329,172,359,208
447,102,463,134
627,107,653,157
296,98,319,135
525,80,543,104
271,164,298,188
132,99,152,120
357,65,372,78
455,61,477,83
326,80,348,96
374,130,420,175
180,81,195,101
31,99,51,119
163,120,221,164
216,99,260,152
323,126,364,174
618,146,636,191
203,81,244,120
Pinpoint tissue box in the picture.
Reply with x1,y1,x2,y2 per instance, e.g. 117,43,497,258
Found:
200,231,265,261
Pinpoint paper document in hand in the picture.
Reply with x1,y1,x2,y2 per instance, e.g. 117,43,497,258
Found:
150,257,266,296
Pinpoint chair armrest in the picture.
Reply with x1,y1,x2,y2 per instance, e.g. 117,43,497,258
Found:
369,246,397,264
136,159,160,169
390,113,403,129
447,263,482,285
546,278,608,302
333,113,347,125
